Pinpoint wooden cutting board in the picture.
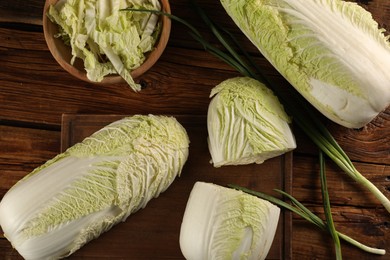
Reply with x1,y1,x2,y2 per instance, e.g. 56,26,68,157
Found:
61,114,292,259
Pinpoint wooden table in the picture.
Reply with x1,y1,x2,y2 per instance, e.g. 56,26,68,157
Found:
0,0,389,259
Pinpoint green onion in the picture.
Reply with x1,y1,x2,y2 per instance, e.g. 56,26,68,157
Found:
228,184,386,255
319,151,342,259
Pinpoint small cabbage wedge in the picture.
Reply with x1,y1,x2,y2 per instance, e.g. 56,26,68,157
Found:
207,77,296,167
180,182,280,260
0,115,189,260
220,0,390,128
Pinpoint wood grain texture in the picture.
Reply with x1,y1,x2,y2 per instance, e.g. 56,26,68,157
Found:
0,125,60,196
0,0,389,259
0,0,43,25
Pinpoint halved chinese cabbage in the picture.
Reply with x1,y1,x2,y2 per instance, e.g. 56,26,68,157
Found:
221,0,390,128
0,114,189,260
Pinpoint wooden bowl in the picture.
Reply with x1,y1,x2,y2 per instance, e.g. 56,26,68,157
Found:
43,0,171,85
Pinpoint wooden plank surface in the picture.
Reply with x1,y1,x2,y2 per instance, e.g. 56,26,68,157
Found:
0,0,389,259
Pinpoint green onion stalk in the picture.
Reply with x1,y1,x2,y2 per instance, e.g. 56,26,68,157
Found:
229,151,385,257
319,151,342,259
228,183,385,256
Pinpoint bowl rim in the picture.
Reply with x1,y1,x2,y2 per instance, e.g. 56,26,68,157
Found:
42,0,171,85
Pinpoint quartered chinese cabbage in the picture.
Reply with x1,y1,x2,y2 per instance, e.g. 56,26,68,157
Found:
207,77,296,167
221,0,390,128
180,182,280,260
0,115,189,260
